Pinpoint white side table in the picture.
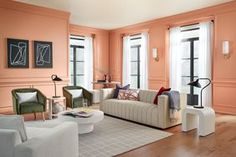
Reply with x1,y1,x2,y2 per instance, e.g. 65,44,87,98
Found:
182,106,215,136
47,97,66,120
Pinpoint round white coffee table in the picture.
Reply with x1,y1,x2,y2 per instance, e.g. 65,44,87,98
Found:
58,109,104,134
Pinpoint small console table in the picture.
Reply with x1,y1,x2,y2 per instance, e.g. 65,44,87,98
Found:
91,81,120,88
182,106,215,136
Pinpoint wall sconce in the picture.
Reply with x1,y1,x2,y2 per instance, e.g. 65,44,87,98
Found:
152,48,159,61
222,41,230,59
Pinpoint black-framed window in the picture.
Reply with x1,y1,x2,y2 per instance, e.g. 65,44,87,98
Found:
130,35,142,89
130,45,141,89
69,35,85,86
180,24,200,104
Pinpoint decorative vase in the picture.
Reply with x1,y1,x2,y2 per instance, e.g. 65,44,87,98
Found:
108,75,112,82
52,102,64,114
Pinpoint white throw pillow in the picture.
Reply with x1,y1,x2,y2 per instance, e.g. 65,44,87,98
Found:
16,92,38,104
68,89,83,98
0,115,28,142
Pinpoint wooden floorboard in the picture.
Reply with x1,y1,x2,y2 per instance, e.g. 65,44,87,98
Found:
116,114,236,157
3,107,236,157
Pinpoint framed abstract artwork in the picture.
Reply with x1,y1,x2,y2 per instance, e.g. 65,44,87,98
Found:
7,38,29,68
34,41,53,68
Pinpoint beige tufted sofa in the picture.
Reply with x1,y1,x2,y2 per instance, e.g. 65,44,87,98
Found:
100,88,186,129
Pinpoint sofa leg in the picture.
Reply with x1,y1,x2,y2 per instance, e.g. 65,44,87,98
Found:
34,112,36,120
42,112,45,121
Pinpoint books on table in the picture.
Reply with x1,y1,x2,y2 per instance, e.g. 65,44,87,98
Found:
63,110,93,118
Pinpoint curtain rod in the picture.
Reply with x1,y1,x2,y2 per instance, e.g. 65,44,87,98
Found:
70,34,96,38
70,34,85,38
167,17,215,30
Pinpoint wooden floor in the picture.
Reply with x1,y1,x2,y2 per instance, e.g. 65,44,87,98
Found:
5,108,236,157
116,114,236,157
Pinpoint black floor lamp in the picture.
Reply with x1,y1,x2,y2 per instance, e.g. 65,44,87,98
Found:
187,78,211,109
51,74,62,98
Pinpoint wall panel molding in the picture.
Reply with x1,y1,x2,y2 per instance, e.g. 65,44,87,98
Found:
149,78,166,82
0,77,69,84
214,104,236,115
212,80,236,87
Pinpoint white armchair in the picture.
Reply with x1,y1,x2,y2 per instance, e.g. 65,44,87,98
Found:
0,116,79,157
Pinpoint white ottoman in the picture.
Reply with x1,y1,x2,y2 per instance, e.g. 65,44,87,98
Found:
58,109,104,134
90,89,101,104
182,106,215,136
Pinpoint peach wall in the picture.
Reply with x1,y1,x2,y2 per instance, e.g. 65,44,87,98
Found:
1,0,236,115
70,24,110,89
0,1,70,113
109,1,236,115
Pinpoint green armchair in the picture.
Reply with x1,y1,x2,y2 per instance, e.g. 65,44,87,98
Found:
12,88,47,120
63,86,93,108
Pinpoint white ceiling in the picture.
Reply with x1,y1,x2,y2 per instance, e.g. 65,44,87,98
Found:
15,0,232,30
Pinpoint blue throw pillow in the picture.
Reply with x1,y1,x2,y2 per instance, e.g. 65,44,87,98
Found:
113,84,130,98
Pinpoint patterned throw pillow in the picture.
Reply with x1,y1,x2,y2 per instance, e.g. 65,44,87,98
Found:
118,89,139,101
113,84,130,98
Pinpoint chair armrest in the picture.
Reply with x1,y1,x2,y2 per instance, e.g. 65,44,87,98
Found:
82,89,93,106
0,129,22,157
157,93,187,129
15,122,78,157
63,89,73,108
11,91,20,114
100,88,115,101
37,90,47,110
157,95,169,128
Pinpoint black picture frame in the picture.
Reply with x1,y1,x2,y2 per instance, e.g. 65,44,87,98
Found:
7,38,29,68
34,41,53,68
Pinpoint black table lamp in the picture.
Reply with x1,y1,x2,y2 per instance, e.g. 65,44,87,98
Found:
51,74,62,98
187,78,211,109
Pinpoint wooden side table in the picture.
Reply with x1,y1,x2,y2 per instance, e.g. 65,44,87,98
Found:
182,106,215,136
91,81,121,88
47,97,66,120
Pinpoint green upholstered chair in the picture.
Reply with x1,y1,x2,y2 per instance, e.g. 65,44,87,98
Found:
63,86,93,108
11,88,47,120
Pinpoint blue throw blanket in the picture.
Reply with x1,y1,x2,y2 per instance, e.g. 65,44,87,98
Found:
163,91,180,111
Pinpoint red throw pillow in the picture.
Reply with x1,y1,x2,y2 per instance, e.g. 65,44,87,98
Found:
153,87,171,105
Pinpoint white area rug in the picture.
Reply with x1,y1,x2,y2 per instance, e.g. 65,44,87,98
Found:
25,116,172,157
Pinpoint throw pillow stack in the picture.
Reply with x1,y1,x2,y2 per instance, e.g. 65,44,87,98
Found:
113,84,130,98
113,85,171,103
118,89,139,101
153,87,171,105
114,84,140,101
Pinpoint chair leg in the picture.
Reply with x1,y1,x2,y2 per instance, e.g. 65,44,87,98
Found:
34,112,36,120
42,112,45,121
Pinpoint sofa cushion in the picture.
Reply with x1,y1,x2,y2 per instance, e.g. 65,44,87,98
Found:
20,102,44,114
138,90,157,104
0,115,27,142
113,84,130,98
16,92,38,104
68,89,83,98
118,89,139,101
101,99,159,126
